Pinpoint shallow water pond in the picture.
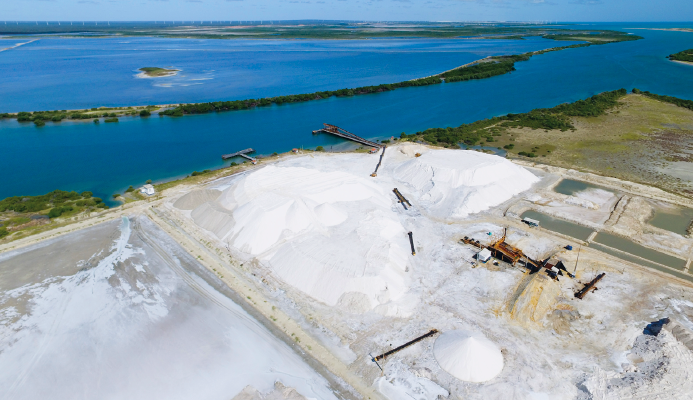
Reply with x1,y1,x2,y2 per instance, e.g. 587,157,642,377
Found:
552,179,616,197
648,206,693,236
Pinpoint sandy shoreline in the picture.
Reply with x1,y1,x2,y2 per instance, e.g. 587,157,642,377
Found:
0,39,38,53
672,59,693,66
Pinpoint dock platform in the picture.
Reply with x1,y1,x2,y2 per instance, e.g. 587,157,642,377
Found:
312,124,381,148
222,148,256,161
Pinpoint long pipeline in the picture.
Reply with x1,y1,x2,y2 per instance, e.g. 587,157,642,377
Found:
373,329,438,362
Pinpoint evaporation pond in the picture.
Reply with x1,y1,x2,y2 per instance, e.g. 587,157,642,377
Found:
521,210,594,241
589,243,693,283
553,179,616,196
593,232,687,270
648,206,693,236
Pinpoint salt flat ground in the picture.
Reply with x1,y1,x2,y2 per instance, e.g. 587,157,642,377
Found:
2,144,693,400
0,216,340,400
165,144,693,399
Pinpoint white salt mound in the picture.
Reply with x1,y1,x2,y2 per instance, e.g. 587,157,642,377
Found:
179,147,538,314
433,330,504,383
393,149,539,219
181,163,410,313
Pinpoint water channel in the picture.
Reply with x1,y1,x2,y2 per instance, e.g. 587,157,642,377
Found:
589,243,693,283
592,232,687,270
521,210,594,241
522,210,692,281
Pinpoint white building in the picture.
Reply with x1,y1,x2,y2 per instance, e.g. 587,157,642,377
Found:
477,248,492,263
522,217,540,227
140,184,155,196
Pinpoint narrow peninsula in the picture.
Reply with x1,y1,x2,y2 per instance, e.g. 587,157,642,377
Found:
669,49,693,65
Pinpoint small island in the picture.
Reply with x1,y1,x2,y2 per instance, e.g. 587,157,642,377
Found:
668,49,693,65
137,67,179,78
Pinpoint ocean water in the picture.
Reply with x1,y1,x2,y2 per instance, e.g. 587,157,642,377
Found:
2,23,693,205
0,37,561,112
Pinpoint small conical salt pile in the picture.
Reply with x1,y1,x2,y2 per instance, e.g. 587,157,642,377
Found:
433,330,504,383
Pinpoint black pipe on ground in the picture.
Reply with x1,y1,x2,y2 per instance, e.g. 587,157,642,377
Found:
408,231,415,255
373,329,438,362
393,188,411,209
371,146,386,177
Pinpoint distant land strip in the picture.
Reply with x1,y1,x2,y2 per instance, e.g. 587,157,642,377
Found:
0,33,642,126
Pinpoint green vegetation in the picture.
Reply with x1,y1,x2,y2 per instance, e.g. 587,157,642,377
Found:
140,109,151,117
0,189,109,241
669,49,693,63
400,89,628,147
125,185,134,192
633,88,693,112
191,169,211,176
315,146,324,152
0,190,107,224
139,67,179,77
104,117,119,123
543,32,642,44
2,106,153,127
160,75,443,116
48,205,74,218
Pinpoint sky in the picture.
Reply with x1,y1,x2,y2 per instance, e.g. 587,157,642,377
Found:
2,0,693,23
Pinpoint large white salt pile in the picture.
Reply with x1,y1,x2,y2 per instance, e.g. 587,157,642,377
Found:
433,330,504,383
178,163,411,313
392,146,539,219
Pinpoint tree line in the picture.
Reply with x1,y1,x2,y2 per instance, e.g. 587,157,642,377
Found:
400,89,629,146
633,88,693,112
668,49,693,63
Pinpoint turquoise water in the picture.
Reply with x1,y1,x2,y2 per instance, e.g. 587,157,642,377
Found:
2,23,693,205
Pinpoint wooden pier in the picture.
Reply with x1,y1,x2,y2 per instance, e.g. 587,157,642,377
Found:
222,148,256,161
312,124,382,148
